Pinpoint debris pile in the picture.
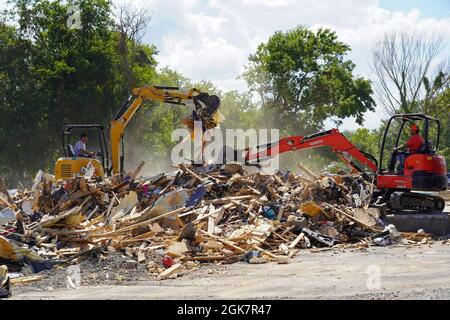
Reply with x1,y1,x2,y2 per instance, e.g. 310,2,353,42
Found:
0,162,431,288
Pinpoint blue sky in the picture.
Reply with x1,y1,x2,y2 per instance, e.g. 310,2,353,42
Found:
380,0,450,19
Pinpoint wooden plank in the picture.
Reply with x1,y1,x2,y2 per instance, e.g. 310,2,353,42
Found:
253,245,277,259
90,207,187,237
279,243,290,254
179,164,204,182
288,232,304,249
0,178,15,207
273,174,285,186
144,244,165,251
297,163,318,180
272,231,289,242
105,193,117,220
207,195,253,204
296,175,315,184
159,263,181,279
10,275,44,285
207,215,215,235
214,207,225,225
266,184,278,199
310,247,334,253
281,225,295,235
129,161,145,181
276,205,284,221
199,230,246,253
194,203,234,222
323,204,382,232
0,192,15,209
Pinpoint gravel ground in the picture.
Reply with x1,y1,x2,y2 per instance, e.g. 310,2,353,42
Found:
9,241,450,300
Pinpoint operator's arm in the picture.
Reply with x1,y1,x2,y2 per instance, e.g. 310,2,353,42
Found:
394,143,408,151
79,145,95,157
395,134,424,152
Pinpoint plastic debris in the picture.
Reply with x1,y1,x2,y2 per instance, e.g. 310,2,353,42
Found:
0,208,15,226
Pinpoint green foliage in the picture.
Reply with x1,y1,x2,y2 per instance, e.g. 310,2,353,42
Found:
243,26,375,135
220,91,262,129
419,74,449,163
346,128,380,157
420,87,450,163
0,0,158,183
0,22,42,179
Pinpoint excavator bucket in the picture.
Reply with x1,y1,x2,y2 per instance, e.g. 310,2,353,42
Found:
194,93,221,116
191,93,223,130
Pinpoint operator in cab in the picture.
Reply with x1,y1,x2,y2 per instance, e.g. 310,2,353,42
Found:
74,134,96,158
388,123,425,174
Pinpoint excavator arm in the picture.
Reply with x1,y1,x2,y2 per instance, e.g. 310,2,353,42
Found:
110,85,220,174
243,128,379,174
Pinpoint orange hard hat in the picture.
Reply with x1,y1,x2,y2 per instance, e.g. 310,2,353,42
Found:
410,123,419,132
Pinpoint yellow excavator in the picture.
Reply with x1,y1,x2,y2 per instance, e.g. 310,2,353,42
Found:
54,85,221,179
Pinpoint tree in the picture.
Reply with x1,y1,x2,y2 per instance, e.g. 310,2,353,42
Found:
433,88,450,161
0,0,159,183
0,22,42,181
418,85,450,162
345,128,380,157
421,70,449,115
371,32,447,115
242,26,375,136
220,91,261,129
114,4,155,88
371,32,449,164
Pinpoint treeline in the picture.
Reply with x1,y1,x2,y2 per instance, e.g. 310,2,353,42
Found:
0,0,448,185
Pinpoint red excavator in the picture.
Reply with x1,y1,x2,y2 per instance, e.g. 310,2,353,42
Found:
241,114,447,213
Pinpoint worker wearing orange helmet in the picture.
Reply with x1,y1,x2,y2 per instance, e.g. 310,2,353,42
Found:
388,123,426,174
397,123,425,153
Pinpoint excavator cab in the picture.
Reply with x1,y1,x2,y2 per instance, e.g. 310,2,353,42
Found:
237,112,446,212
55,125,109,179
377,114,447,192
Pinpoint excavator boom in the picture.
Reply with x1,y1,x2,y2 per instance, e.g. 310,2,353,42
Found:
243,128,379,173
110,85,220,174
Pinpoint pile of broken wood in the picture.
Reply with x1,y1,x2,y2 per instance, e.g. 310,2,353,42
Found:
0,162,431,283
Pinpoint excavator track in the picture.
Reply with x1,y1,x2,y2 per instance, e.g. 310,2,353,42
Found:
389,191,446,213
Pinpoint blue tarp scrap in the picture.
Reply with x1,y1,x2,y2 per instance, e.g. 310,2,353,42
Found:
185,185,207,207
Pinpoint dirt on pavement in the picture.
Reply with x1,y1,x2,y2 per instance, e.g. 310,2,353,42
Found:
9,241,450,300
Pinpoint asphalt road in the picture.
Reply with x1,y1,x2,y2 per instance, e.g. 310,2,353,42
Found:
10,242,450,300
